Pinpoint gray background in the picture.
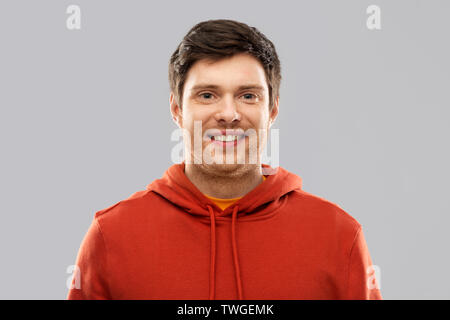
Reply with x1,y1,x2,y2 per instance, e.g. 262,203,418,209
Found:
0,0,448,299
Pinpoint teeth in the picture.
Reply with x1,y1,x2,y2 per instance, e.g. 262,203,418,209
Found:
213,135,241,142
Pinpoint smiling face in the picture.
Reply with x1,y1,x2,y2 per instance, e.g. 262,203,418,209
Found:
170,52,279,176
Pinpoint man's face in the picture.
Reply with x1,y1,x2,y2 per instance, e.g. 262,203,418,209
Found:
170,52,278,174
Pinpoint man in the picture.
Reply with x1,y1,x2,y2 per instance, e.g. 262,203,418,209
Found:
67,19,382,300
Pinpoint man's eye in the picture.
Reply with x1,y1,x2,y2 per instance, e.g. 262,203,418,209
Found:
199,93,214,99
242,93,257,101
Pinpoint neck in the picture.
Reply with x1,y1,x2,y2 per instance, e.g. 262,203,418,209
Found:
184,163,263,199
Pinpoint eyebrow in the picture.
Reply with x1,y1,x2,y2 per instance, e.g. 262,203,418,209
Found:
190,84,265,92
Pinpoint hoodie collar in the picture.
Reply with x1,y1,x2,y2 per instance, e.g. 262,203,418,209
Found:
147,161,302,218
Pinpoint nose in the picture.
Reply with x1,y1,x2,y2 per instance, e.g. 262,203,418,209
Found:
214,95,241,124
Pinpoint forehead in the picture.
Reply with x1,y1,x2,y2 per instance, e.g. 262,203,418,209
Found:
184,53,268,92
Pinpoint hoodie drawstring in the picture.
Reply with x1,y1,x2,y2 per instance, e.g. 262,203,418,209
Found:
206,204,243,300
231,205,243,299
207,205,216,300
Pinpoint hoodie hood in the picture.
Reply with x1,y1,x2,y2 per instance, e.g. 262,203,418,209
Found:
146,161,302,300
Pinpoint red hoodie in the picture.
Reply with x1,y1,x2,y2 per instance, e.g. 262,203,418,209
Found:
67,162,382,300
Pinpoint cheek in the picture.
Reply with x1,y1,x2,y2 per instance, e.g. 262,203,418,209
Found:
248,112,269,129
181,110,209,137
185,109,213,126
181,108,196,126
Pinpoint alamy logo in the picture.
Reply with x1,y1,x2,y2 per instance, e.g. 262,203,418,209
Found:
366,5,381,30
170,121,280,174
66,264,81,289
366,264,381,290
66,5,81,30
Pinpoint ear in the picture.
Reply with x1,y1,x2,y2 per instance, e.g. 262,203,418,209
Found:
169,92,182,128
269,96,279,128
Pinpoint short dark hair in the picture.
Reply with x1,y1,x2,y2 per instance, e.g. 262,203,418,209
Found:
168,19,281,110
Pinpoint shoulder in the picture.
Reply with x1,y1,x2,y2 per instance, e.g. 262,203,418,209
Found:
93,188,161,226
288,189,362,233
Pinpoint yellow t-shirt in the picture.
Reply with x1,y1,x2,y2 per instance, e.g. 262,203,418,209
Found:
205,176,266,211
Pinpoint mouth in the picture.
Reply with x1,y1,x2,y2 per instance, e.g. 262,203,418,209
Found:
210,134,246,146
207,130,247,147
